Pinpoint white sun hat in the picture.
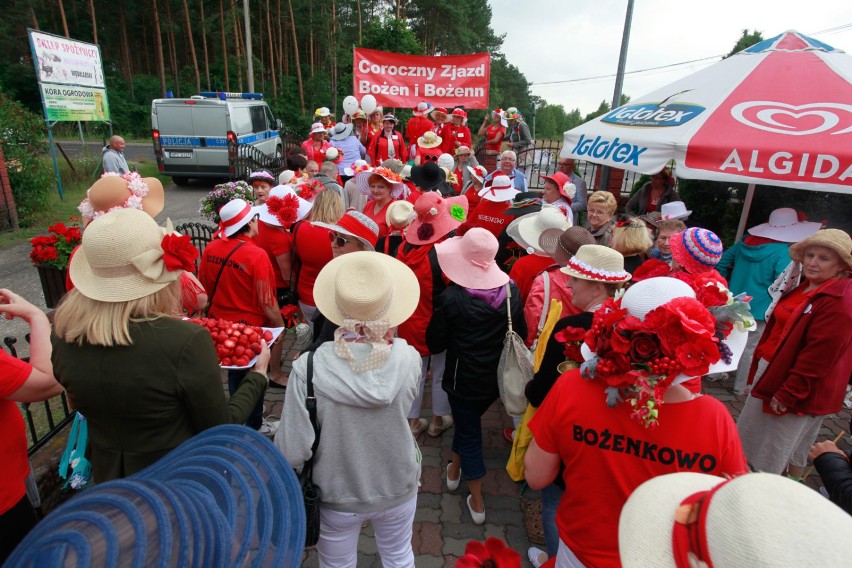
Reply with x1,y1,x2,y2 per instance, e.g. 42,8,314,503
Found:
506,205,571,256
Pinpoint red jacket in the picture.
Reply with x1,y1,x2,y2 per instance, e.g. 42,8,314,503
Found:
440,124,472,155
405,116,434,146
396,243,445,356
508,254,556,305
752,278,852,415
367,130,404,165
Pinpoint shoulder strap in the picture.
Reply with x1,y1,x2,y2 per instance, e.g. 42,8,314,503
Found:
206,240,246,314
303,351,320,476
505,283,513,333
536,270,551,335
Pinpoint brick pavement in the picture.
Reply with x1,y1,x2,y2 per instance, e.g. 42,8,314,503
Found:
262,335,852,567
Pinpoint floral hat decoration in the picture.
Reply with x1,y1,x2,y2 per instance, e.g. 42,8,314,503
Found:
355,167,407,199
405,191,469,246
79,172,165,225
260,185,312,228
200,180,255,223
294,178,325,201
578,275,753,428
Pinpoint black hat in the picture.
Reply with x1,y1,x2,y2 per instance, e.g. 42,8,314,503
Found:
410,161,446,191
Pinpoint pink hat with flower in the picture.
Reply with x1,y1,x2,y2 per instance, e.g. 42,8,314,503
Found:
434,228,509,290
405,192,469,245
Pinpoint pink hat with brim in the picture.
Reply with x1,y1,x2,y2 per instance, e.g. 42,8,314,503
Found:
435,228,510,290
355,167,407,199
405,191,469,245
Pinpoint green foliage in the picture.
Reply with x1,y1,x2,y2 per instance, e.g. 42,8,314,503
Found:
360,18,423,55
0,92,53,226
677,179,742,244
725,29,764,58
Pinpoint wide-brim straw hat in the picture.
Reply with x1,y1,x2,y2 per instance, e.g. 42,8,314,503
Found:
84,174,165,220
670,228,723,274
259,185,312,227
506,205,571,256
659,200,692,221
313,251,419,327
313,210,379,251
435,228,509,290
386,200,414,230
561,244,631,284
540,226,596,265
329,122,354,140
749,207,822,243
788,228,852,271
417,131,443,149
479,175,519,202
619,472,852,568
344,159,370,177
355,167,406,199
405,191,469,245
410,161,446,191
70,208,183,303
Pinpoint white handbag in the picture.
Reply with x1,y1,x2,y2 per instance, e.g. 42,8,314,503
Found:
497,284,534,417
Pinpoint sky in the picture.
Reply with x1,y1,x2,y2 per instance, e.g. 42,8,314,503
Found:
489,0,852,115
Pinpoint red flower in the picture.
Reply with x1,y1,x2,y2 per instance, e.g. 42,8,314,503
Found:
693,279,729,308
456,538,521,568
628,331,662,362
632,258,671,282
266,194,300,228
675,336,721,377
161,234,199,272
554,326,586,344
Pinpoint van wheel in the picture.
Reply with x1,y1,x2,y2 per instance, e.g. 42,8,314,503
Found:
171,176,190,186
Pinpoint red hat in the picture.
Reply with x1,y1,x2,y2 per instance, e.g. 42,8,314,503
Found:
451,108,467,118
313,210,379,251
405,191,469,245
541,172,576,203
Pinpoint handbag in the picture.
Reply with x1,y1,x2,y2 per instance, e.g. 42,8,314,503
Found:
299,351,321,547
497,283,534,417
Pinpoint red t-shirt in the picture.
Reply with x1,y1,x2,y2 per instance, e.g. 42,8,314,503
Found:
198,234,277,326
362,200,394,238
293,222,333,307
0,352,32,514
467,199,514,239
528,370,747,568
485,123,506,152
254,221,294,288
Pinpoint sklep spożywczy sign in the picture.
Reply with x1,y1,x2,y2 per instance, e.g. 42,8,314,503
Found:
353,48,490,109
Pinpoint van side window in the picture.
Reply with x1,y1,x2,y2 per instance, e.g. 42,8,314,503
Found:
231,107,252,135
250,106,267,133
265,107,276,130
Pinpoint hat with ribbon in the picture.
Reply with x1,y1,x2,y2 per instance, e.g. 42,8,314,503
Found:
405,191,469,245
660,201,692,221
479,175,520,202
355,167,407,199
413,101,434,116
309,122,327,135
410,161,447,191
748,207,822,243
506,205,572,256
313,210,379,251
215,198,263,238
789,228,852,271
541,172,577,203
386,200,415,230
351,109,368,121
467,165,488,186
502,191,544,217
344,159,371,177
417,131,443,149
670,228,724,274
539,226,596,266
70,208,198,303
5,425,306,567
79,172,165,225
329,122,354,141
619,472,852,568
260,185,312,228
561,244,631,284
314,106,331,117
434,228,510,290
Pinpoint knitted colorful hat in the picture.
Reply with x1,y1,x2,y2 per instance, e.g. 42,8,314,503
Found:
670,227,723,274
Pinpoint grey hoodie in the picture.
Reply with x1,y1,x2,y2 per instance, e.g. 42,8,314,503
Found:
275,338,422,513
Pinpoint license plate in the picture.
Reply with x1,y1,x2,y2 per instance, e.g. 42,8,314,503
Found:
168,151,192,158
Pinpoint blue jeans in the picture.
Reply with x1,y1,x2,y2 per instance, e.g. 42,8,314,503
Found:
448,396,496,481
541,482,564,558
228,369,263,430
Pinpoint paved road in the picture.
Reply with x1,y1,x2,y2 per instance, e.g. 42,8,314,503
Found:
55,141,155,163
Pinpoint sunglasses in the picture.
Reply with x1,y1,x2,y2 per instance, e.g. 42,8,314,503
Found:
329,232,355,247
422,154,439,162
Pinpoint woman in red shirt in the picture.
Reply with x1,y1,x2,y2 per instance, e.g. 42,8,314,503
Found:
367,114,404,165
356,167,406,238
301,122,331,163
478,108,507,170
441,108,472,155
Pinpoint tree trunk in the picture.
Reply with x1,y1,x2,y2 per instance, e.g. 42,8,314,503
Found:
182,0,201,93
29,5,40,29
231,0,244,92
87,0,98,44
265,0,277,99
219,0,230,91
199,0,211,90
308,2,314,78
151,0,167,97
276,0,284,86
356,0,362,43
286,0,305,113
164,0,181,97
330,0,337,112
57,0,70,38
119,2,135,100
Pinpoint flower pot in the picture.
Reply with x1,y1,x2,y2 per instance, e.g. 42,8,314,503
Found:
35,265,68,309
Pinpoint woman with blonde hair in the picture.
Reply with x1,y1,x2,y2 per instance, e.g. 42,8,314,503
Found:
293,189,341,327
583,190,618,247
52,208,269,483
611,216,654,274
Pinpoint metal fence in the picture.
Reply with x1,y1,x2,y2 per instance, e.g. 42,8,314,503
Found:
229,127,303,181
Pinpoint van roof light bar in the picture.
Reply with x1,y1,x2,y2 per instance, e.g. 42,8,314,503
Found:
197,91,264,100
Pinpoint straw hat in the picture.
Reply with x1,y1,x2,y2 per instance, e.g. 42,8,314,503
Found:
80,173,165,223
355,167,406,198
313,251,419,327
410,162,446,191
380,158,405,174
70,208,186,303
386,200,415,230
749,207,822,243
405,191,469,245
660,201,692,221
506,205,571,256
259,185,312,228
479,175,520,202
670,228,723,274
309,122,327,135
540,226,595,266
455,145,472,156
313,210,379,251
789,228,852,271
435,228,509,290
351,109,368,121
619,472,852,568
417,131,443,149
561,244,631,284
329,122,354,141
344,159,370,177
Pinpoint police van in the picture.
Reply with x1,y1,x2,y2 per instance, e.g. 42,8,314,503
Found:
151,92,283,186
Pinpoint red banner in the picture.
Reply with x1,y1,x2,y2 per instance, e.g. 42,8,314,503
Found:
353,48,490,109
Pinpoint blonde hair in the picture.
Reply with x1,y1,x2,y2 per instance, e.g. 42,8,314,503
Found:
612,218,653,256
53,282,182,347
588,191,617,215
309,189,344,224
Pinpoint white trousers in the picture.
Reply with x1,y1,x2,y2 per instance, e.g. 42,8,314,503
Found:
317,495,417,568
407,352,451,419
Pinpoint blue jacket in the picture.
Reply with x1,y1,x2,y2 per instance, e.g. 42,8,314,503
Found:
716,240,791,320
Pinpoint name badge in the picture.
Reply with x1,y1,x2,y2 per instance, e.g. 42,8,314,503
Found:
392,135,398,140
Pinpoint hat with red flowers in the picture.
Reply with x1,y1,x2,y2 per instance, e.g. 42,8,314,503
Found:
405,191,469,245
260,185,312,228
355,167,407,199
670,228,723,275
540,172,577,203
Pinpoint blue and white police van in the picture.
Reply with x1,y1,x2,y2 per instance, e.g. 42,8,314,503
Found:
151,92,282,186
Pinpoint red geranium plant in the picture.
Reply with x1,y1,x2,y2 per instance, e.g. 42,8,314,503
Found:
29,218,83,270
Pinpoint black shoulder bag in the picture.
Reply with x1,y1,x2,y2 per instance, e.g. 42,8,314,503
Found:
300,351,321,547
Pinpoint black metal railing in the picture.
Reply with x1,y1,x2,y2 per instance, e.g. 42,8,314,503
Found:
175,221,216,271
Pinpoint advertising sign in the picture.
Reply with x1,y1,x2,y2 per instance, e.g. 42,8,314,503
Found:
40,84,110,122
353,48,490,109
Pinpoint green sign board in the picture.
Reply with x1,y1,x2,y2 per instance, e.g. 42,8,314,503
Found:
40,84,110,122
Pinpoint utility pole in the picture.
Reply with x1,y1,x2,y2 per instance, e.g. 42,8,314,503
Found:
243,0,254,92
599,0,634,192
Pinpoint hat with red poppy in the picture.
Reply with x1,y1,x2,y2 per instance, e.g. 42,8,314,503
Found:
260,185,312,228
478,175,519,203
313,210,379,251
355,167,407,199
405,191,469,245
541,172,577,203
670,228,723,275
435,228,509,290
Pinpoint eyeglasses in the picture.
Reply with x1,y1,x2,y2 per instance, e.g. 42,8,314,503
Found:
329,232,355,247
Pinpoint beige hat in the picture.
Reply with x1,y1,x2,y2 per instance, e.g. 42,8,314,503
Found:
561,244,631,283
619,472,852,568
313,251,419,327
506,205,571,256
417,131,443,149
70,208,185,303
386,200,415,230
788,228,852,271
79,173,165,224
